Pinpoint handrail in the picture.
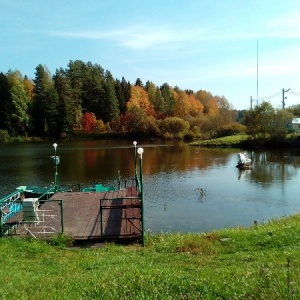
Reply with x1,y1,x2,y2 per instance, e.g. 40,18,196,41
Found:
37,186,56,201
0,190,23,235
99,196,142,239
0,190,23,204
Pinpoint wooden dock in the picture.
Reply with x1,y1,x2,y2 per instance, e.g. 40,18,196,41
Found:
6,187,142,243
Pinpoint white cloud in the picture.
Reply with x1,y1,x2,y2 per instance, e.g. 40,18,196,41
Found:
48,25,212,51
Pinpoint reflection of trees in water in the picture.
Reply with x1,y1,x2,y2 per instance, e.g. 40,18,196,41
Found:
250,150,299,185
143,145,235,174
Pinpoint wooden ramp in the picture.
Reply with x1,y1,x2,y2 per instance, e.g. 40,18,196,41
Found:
6,187,142,243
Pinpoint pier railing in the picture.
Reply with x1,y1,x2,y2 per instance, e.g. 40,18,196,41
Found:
0,190,23,236
99,196,142,240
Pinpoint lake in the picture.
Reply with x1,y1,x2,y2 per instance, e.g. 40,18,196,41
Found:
1,139,300,233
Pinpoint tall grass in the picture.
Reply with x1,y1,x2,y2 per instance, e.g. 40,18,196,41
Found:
1,214,300,299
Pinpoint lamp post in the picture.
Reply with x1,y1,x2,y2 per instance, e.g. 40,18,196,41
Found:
53,143,58,192
137,147,144,246
133,141,137,184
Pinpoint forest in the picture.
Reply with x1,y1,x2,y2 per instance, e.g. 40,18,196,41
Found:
0,60,298,142
0,60,244,141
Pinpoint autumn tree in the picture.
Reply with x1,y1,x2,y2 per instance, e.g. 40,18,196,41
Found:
173,90,191,118
95,119,108,133
23,75,34,100
188,94,204,117
127,85,156,116
123,106,151,135
81,112,96,132
195,90,219,115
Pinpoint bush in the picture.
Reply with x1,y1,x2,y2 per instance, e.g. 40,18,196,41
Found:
158,117,190,139
219,122,247,136
186,126,201,139
0,129,10,142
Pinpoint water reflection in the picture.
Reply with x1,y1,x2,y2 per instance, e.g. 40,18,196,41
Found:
249,151,299,186
1,141,300,233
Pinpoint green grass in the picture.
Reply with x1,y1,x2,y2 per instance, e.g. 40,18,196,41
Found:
189,134,250,147
189,133,300,148
1,214,300,299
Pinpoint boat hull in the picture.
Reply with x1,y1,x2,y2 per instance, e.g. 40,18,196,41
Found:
236,163,252,170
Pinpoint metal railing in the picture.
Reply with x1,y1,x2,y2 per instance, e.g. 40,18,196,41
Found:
99,196,142,239
0,190,23,236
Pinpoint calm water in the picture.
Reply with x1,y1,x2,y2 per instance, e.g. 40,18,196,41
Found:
1,140,300,233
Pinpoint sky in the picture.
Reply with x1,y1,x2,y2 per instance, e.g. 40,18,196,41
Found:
1,0,300,110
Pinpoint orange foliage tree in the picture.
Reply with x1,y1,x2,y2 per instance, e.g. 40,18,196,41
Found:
195,90,219,115
188,94,204,117
127,85,156,116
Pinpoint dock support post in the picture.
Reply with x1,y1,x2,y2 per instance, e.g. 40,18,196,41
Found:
53,143,59,193
100,199,103,238
133,141,137,185
59,200,64,233
137,147,144,246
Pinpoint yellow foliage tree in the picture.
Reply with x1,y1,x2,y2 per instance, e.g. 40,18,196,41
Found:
173,91,191,118
95,119,106,133
127,85,156,116
206,98,219,116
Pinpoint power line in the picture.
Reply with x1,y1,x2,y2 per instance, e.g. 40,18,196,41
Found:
251,91,281,103
250,89,300,109
289,91,300,96
258,91,281,101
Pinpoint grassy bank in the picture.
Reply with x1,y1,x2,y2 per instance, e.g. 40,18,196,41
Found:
1,214,300,299
189,134,250,148
189,133,300,148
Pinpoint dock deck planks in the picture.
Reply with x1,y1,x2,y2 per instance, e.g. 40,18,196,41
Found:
6,187,142,242
49,187,141,241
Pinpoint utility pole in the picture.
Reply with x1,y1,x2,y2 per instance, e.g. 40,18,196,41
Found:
250,96,253,110
282,88,290,109
256,39,258,106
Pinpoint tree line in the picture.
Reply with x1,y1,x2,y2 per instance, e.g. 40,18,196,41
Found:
1,60,298,143
0,60,242,140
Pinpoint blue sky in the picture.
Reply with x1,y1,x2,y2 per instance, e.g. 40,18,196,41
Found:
1,0,300,110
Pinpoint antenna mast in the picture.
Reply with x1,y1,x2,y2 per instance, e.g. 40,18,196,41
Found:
256,39,258,105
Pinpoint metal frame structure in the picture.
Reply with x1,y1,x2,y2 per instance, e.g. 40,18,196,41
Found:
0,190,23,236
